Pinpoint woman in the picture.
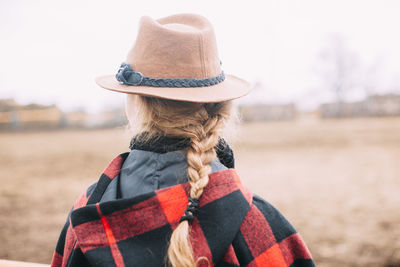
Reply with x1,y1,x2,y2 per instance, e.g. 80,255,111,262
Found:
51,14,315,267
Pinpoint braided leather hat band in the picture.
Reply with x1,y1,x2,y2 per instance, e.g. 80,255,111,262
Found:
116,63,225,88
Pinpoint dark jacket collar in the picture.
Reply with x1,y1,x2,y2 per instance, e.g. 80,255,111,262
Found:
129,133,235,168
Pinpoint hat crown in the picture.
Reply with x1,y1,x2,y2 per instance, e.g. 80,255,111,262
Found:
125,14,221,79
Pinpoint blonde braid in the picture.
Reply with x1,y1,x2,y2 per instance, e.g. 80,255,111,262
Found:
125,95,232,267
168,114,224,267
188,117,222,198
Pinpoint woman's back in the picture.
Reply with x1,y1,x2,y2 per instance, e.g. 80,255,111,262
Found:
52,151,314,267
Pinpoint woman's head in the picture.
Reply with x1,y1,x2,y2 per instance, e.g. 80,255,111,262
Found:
125,94,234,266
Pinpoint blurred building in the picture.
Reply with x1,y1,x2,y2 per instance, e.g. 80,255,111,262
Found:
64,109,127,128
0,98,63,130
320,94,400,118
0,98,127,130
239,103,297,122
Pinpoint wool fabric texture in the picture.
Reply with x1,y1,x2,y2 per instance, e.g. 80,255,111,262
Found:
51,152,315,267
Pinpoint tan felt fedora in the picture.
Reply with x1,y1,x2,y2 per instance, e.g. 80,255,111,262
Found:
95,13,252,103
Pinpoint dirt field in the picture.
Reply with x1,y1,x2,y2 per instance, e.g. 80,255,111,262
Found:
1,117,400,266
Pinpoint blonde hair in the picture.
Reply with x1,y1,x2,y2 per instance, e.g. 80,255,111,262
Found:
125,94,233,267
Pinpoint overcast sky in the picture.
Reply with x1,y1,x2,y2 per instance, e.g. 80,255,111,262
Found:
1,0,400,112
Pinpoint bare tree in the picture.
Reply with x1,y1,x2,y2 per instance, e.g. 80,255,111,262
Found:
315,34,361,103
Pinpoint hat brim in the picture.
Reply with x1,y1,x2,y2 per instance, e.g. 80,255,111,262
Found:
95,74,251,103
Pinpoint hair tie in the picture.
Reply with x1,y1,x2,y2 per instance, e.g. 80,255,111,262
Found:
179,197,199,223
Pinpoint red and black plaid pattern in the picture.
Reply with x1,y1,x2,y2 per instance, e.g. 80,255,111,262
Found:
51,153,315,267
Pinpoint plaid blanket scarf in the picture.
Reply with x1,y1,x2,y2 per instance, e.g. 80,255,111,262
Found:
51,152,315,267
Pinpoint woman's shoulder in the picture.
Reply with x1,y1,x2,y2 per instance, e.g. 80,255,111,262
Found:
232,194,315,266
250,194,297,239
70,152,131,209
